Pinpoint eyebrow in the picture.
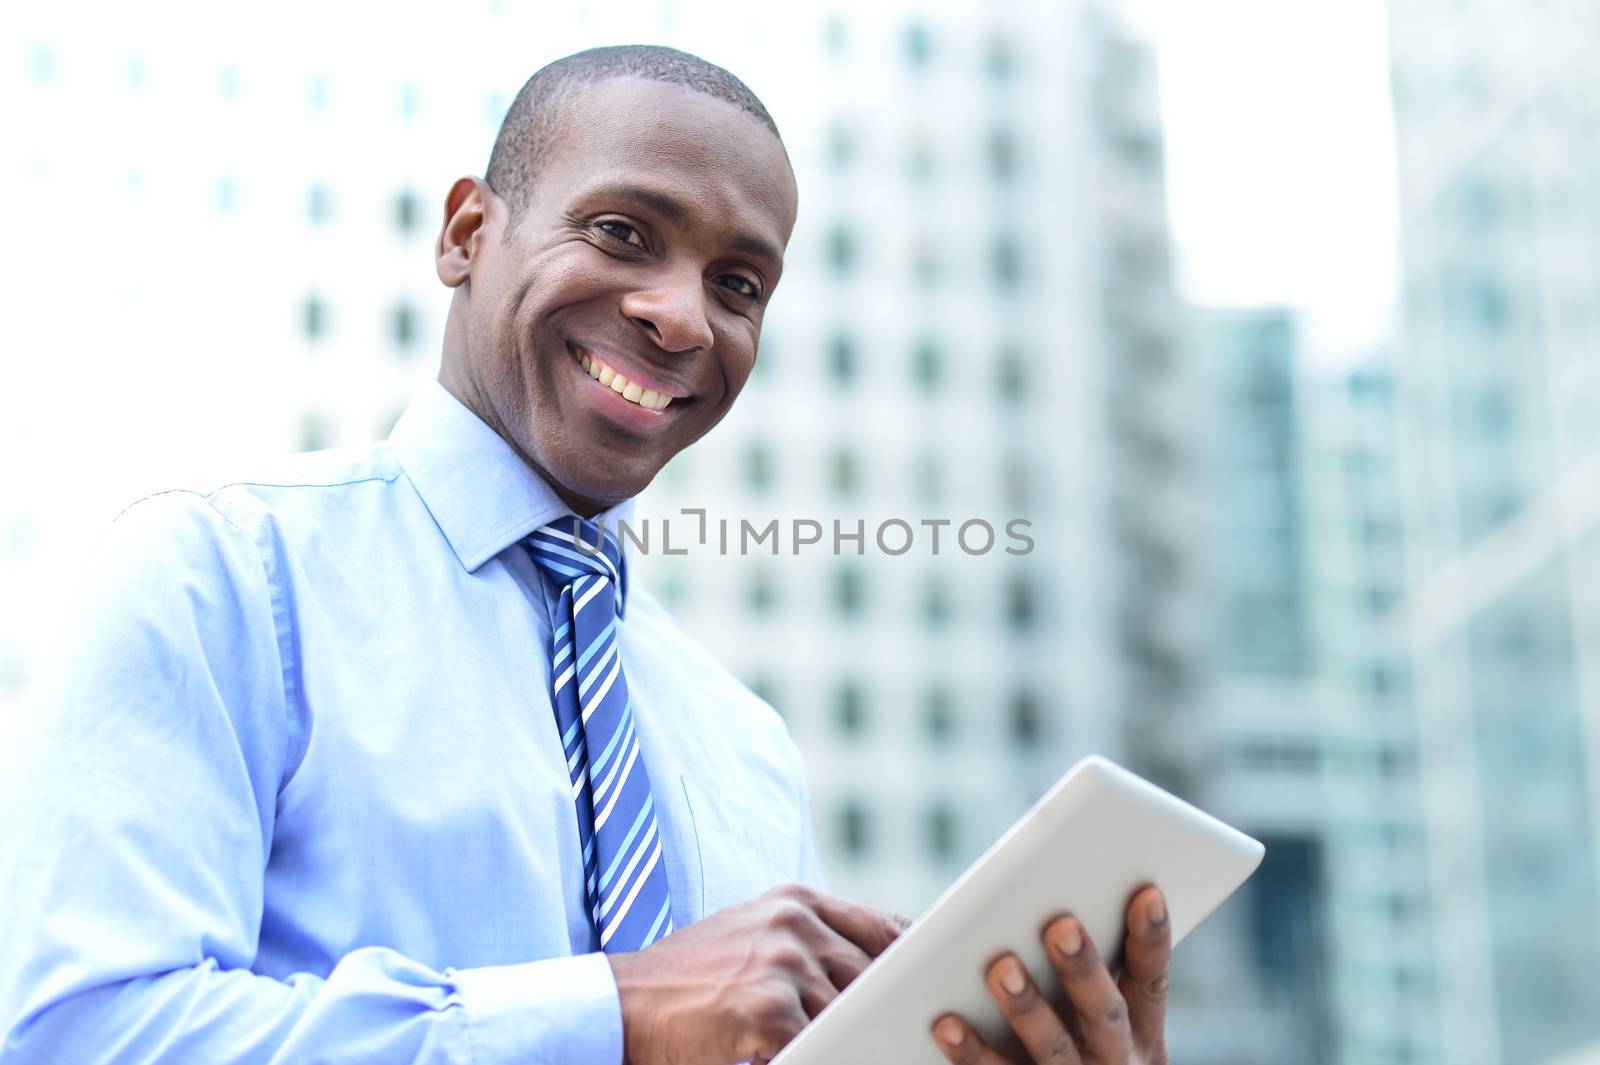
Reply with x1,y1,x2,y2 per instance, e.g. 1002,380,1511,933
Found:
583,181,785,270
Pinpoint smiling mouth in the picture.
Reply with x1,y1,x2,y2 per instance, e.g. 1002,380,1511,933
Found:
570,344,687,413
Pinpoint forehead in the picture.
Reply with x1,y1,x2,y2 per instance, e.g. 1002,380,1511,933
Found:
540,76,797,250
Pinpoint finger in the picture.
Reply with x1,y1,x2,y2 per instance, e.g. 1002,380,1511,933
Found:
1044,915,1134,1063
931,1013,1015,1065
769,888,879,991
816,937,875,992
985,953,1082,1064
795,953,841,1018
1116,885,1171,1053
745,984,810,1064
796,884,910,956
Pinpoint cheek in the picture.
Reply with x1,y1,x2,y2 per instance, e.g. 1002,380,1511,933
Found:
724,337,760,395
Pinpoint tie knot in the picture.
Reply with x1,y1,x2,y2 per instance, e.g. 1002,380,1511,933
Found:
526,515,627,618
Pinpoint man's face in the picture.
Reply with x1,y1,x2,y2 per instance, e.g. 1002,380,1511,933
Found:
436,76,798,517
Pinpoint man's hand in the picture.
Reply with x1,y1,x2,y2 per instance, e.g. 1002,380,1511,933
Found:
929,885,1171,1065
607,882,910,1065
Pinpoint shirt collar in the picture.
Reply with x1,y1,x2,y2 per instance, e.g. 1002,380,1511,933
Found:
388,378,638,574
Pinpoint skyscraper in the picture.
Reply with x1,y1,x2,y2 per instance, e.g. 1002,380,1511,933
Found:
1386,0,1600,1060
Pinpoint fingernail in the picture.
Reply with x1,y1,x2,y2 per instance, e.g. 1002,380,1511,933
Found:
1055,921,1083,956
895,912,914,932
935,1017,966,1046
1149,896,1167,926
1000,959,1027,995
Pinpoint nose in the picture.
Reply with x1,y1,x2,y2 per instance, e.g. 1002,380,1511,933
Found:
619,266,715,354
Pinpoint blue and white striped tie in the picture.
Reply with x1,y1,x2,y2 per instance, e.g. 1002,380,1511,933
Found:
527,514,674,951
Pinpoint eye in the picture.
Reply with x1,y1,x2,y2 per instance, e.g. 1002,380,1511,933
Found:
595,218,645,248
720,273,763,300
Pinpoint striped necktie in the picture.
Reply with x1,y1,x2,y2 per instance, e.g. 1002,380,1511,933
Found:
526,514,675,951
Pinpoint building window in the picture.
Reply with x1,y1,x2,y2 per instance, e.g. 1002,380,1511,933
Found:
398,82,419,121
987,126,1018,182
1364,585,1397,616
214,177,236,214
746,567,777,615
827,120,857,169
394,188,421,234
218,64,238,100
830,447,861,497
829,332,857,385
391,301,418,351
996,344,1026,403
657,568,690,610
826,224,856,275
309,74,330,112
833,565,865,617
308,183,333,226
923,685,956,742
912,337,942,392
297,411,332,452
914,451,945,502
906,132,936,185
992,234,1023,288
925,802,959,860
1002,454,1032,506
912,235,941,287
1006,574,1037,631
302,294,327,341
904,21,933,67
822,15,848,56
1365,664,1400,697
1009,689,1044,747
985,33,1017,81
29,44,56,84
743,441,774,494
922,576,952,628
837,799,871,858
833,679,867,737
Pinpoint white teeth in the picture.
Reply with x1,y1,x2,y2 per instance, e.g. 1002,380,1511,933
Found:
580,347,676,411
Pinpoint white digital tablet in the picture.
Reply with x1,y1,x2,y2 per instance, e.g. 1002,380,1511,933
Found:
770,755,1265,1065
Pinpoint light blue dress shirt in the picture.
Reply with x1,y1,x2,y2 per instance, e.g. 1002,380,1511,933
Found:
0,379,825,1064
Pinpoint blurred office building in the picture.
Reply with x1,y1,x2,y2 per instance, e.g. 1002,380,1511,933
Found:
1192,309,1431,1065
1385,0,1600,1062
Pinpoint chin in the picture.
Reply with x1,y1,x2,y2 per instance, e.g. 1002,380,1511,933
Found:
560,465,657,509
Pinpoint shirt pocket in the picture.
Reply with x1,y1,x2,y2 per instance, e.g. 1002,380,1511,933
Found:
682,775,801,918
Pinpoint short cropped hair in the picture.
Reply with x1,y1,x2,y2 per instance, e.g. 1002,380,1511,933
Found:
485,44,783,223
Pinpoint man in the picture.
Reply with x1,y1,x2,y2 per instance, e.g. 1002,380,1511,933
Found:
0,45,1172,1065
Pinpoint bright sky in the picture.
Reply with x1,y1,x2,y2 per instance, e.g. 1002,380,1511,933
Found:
1144,0,1402,364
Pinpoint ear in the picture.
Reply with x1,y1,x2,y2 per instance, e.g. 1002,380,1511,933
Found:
436,176,493,288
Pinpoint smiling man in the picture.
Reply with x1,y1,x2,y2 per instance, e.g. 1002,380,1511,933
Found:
0,45,1170,1065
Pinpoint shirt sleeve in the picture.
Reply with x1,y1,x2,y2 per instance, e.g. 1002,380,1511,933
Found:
0,490,623,1065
